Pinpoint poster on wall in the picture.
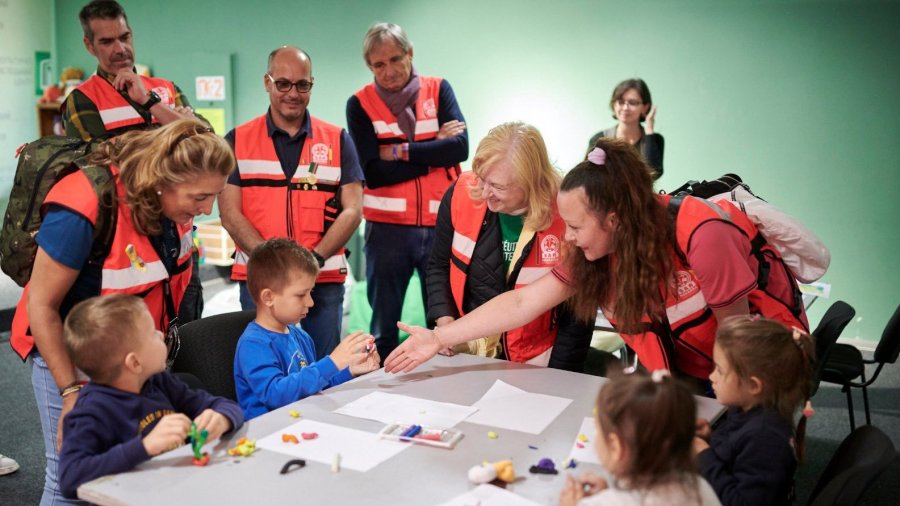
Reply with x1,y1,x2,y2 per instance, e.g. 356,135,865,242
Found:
195,75,226,101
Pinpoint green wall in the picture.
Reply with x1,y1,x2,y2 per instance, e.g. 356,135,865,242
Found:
50,0,899,342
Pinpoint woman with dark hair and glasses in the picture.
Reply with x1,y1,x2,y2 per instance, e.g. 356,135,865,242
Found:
10,119,234,505
588,78,664,179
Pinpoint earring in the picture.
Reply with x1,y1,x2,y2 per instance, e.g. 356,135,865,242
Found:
156,190,162,196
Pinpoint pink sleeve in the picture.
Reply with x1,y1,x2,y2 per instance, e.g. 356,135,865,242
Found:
686,220,756,308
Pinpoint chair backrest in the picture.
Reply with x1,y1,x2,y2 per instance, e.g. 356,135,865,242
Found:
807,425,896,506
810,301,856,397
874,304,900,365
171,310,256,401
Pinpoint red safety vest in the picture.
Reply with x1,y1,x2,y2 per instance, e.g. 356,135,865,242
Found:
11,166,193,359
76,74,177,131
354,76,460,226
605,195,809,379
231,114,347,283
448,173,566,363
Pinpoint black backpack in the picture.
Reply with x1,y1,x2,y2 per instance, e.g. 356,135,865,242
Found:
0,136,117,286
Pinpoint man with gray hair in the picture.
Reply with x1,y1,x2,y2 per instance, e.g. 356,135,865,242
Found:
346,22,468,361
220,46,364,359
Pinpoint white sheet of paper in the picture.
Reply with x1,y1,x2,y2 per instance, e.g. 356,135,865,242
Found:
465,380,573,434
696,394,726,425
435,484,544,506
255,419,408,472
333,391,478,427
567,416,600,464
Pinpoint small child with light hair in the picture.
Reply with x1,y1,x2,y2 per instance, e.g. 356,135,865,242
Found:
58,294,243,499
233,239,380,419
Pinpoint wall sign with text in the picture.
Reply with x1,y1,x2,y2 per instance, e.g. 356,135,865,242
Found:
195,75,226,101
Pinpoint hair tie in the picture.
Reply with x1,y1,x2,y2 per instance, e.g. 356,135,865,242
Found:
651,369,671,383
802,400,815,418
587,147,606,166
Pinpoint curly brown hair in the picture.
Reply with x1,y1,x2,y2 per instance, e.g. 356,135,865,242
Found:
561,137,671,332
87,119,235,235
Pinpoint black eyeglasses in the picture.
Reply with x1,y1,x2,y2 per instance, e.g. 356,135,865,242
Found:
266,74,314,93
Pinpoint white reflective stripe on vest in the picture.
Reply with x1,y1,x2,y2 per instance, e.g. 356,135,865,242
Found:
372,121,403,136
322,254,347,271
238,159,283,177
179,230,194,257
451,231,477,261
414,119,439,136
429,200,441,215
515,266,552,286
666,290,708,325
99,106,142,125
363,194,406,212
102,260,168,290
294,164,341,184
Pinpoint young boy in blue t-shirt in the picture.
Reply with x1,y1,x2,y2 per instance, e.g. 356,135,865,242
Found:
234,239,380,419
58,294,244,499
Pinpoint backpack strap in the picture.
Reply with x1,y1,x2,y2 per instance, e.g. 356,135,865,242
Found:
74,160,118,266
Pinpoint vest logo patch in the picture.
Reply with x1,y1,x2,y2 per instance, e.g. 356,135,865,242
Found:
311,143,330,164
422,98,437,118
540,234,560,264
152,86,172,104
675,270,700,299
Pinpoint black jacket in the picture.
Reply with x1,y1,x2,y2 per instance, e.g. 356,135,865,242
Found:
425,184,592,372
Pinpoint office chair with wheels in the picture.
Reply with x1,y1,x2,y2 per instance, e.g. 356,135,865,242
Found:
807,425,896,506
809,301,856,397
820,304,900,430
171,310,256,401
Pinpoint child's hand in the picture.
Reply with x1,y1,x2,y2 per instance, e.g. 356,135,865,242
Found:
194,409,232,443
142,413,191,457
695,417,711,441
577,471,608,496
692,436,710,455
328,331,368,370
349,343,381,376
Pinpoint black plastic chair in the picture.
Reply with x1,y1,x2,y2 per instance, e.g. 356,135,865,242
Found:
171,310,256,401
810,301,856,397
820,304,900,430
807,425,896,506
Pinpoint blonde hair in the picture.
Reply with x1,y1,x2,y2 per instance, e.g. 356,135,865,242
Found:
87,119,235,235
469,122,560,231
64,294,149,383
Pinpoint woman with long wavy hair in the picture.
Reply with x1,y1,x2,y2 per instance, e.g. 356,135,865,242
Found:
385,137,807,387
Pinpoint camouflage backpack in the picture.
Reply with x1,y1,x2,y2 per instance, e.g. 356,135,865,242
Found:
0,136,117,286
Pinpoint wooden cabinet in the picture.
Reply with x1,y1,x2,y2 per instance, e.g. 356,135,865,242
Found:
37,102,62,137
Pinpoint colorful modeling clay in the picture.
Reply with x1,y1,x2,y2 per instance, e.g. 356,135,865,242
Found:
578,433,588,442
187,423,209,466
289,410,301,418
487,431,498,439
281,433,299,444
529,458,558,475
331,453,341,473
576,442,585,449
279,459,306,475
228,437,257,457
301,432,318,440
566,458,577,469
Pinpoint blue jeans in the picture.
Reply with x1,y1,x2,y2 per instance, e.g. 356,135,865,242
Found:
31,354,83,505
364,222,433,360
239,281,345,360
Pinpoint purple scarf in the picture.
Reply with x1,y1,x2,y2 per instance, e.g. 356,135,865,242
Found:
374,65,420,141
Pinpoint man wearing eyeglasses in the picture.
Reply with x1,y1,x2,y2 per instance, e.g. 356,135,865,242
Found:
346,23,468,361
219,46,364,360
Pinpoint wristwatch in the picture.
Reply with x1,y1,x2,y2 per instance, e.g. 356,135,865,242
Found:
312,251,326,268
140,90,161,109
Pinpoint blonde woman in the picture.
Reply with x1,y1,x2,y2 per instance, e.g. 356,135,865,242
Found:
10,119,234,505
425,122,591,371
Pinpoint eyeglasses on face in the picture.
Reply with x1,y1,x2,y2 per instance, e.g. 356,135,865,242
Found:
616,98,643,108
266,74,314,93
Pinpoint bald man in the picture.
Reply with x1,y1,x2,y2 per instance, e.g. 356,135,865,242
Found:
219,47,364,358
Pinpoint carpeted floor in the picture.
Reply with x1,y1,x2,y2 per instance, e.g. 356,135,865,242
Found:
2,300,898,504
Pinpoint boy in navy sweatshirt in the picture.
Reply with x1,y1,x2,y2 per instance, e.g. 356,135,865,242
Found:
58,294,244,499
233,239,380,419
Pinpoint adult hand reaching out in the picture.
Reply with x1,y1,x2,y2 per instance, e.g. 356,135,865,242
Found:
383,322,443,373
